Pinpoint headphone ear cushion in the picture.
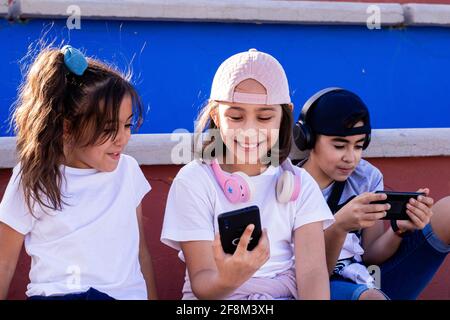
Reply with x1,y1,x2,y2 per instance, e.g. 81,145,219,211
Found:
223,177,244,204
276,170,294,203
294,121,313,151
291,173,301,201
231,171,253,202
306,125,315,150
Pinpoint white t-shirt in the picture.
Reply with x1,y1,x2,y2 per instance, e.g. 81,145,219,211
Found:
161,159,334,289
0,154,151,299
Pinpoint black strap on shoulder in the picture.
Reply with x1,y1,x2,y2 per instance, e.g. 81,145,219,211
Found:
327,181,364,238
327,181,346,214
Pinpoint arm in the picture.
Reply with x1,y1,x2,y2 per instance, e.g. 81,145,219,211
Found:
362,221,401,265
136,204,158,300
180,225,270,300
180,240,233,300
324,192,389,274
0,222,25,300
294,221,330,300
324,222,347,275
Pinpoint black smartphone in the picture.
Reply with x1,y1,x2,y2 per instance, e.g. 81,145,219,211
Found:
217,205,262,255
372,191,426,220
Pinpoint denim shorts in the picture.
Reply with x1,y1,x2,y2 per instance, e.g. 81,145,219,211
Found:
331,223,449,300
28,287,115,300
330,276,389,300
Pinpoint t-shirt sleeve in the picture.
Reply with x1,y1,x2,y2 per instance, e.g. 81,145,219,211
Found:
294,170,335,231
160,177,214,251
0,165,35,235
371,169,384,192
129,156,151,208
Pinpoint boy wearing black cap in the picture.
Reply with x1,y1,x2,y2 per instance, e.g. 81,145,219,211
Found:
294,88,450,300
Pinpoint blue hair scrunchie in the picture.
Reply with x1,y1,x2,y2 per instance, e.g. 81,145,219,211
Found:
61,45,88,76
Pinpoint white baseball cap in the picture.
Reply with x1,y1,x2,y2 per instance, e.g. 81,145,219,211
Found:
210,49,291,105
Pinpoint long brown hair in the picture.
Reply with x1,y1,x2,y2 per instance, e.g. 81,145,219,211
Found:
194,100,293,165
13,46,143,215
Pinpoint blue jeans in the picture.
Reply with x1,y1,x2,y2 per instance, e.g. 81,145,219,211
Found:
28,287,115,300
331,223,449,300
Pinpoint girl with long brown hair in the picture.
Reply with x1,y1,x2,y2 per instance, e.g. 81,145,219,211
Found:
0,45,156,300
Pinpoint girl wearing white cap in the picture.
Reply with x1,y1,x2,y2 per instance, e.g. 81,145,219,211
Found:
161,49,334,299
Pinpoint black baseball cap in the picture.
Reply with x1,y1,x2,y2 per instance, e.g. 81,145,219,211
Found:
306,89,371,136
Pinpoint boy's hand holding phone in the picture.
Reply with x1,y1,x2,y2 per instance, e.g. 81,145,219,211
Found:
396,188,434,232
334,192,390,233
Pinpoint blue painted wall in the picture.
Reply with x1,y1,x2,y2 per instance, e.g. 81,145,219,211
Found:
1,19,449,136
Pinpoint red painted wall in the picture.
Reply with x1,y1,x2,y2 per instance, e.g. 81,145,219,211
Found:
2,156,449,300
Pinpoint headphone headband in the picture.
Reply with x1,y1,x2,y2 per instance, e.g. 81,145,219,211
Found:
299,87,342,123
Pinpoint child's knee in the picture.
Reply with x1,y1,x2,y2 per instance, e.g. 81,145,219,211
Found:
359,289,387,300
431,196,450,244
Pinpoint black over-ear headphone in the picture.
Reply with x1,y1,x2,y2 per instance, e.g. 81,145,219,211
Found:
293,87,371,151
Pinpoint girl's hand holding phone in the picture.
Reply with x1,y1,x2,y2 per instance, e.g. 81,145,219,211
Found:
212,225,270,289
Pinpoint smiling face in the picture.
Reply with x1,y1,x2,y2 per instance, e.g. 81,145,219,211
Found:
216,102,283,165
211,79,284,170
306,121,367,188
64,95,133,172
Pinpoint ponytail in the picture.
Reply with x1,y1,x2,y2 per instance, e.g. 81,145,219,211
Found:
14,49,68,214
13,45,143,215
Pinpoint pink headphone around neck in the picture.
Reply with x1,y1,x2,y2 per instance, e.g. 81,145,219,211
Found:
210,159,301,204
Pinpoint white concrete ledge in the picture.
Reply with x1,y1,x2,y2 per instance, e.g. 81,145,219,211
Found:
291,128,450,160
14,0,405,26
1,128,449,168
7,0,450,27
404,4,450,27
0,0,8,17
0,136,17,168
363,128,450,158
